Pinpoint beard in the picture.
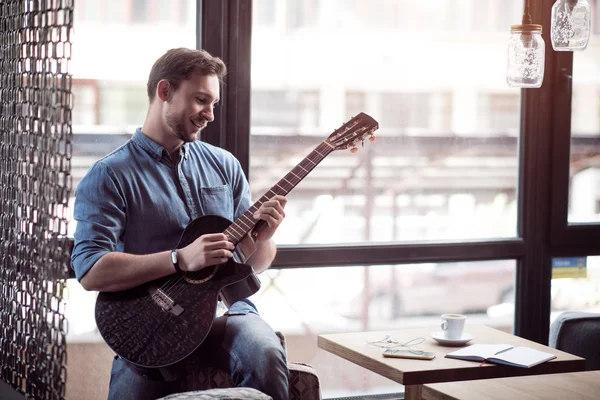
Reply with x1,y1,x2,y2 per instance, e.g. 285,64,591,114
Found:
165,108,206,143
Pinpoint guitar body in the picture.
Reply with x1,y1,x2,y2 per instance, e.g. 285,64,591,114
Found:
94,215,261,368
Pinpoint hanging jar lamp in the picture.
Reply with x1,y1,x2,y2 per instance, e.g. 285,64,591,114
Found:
551,0,592,51
506,0,545,88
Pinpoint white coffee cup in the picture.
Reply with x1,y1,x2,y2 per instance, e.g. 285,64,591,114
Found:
441,314,466,340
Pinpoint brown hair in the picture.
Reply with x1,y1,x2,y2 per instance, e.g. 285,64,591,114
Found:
147,48,227,102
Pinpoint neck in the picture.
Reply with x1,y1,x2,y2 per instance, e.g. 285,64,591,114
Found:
141,105,183,156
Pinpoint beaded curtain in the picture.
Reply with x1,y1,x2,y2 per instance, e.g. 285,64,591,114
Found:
0,0,73,398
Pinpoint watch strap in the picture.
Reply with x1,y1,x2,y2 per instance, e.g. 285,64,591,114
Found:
171,249,183,274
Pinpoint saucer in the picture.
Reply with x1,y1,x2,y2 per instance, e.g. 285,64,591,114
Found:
430,332,474,346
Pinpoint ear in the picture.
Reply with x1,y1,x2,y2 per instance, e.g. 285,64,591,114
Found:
156,80,171,102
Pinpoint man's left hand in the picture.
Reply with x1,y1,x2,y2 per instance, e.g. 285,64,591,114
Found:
252,195,287,242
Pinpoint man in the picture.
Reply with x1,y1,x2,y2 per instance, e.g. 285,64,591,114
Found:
71,48,289,400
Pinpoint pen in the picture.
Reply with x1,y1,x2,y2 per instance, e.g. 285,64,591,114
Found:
479,347,513,367
494,347,513,356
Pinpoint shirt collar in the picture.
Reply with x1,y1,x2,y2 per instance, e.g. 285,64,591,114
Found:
132,128,188,161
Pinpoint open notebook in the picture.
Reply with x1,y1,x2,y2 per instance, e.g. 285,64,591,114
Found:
446,344,556,368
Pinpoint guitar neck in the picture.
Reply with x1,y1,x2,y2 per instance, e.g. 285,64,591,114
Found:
224,141,335,245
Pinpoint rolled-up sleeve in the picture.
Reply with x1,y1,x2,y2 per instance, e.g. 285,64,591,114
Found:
71,161,126,281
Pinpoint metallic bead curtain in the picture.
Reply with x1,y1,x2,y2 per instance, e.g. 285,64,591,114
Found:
0,0,73,398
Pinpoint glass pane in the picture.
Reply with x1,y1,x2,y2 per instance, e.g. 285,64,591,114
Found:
551,256,600,316
250,260,516,398
250,0,522,245
69,0,196,236
568,0,600,223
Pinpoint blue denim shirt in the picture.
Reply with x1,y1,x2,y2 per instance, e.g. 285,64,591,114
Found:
71,128,251,281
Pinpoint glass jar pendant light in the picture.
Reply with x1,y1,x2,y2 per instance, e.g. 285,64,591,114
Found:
551,0,592,51
507,0,545,88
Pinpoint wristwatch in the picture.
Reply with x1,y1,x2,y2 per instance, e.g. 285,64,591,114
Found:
171,249,183,274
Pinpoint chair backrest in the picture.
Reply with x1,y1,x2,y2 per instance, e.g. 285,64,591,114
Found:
549,311,600,371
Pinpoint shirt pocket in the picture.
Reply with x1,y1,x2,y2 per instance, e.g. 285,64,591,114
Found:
200,185,234,220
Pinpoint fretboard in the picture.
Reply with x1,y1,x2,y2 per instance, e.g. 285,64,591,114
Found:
224,141,335,244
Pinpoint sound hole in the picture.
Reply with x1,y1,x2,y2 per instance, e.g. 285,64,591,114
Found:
182,265,220,284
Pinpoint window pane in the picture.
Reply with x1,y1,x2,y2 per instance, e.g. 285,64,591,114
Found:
550,256,600,315
250,0,522,245
569,1,600,223
68,0,196,236
250,260,516,398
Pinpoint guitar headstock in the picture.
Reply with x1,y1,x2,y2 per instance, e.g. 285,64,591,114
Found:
326,112,379,153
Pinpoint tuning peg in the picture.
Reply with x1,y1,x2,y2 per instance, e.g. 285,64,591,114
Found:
369,135,376,142
362,140,365,148
350,147,358,153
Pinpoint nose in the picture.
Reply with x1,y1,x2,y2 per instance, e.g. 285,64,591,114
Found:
202,106,214,122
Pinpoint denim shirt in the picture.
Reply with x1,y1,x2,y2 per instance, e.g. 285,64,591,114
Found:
71,128,251,281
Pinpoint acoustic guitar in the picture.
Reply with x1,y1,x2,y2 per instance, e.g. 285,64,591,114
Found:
95,112,379,368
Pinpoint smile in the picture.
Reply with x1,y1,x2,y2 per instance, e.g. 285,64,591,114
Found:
191,120,206,130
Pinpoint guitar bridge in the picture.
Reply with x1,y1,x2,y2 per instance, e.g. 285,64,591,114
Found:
150,288,184,316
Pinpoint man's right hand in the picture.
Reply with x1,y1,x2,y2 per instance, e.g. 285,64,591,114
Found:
178,233,235,272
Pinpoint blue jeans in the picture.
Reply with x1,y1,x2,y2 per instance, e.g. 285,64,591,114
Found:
107,300,289,400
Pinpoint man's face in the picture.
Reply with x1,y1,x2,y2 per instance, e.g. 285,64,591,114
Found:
164,71,220,143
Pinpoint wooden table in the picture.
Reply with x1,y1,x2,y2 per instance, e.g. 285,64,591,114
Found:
422,370,600,399
318,325,585,400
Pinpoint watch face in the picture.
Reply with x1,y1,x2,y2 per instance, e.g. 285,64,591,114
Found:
171,249,178,264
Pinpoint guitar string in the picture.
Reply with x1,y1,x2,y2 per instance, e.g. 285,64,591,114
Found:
152,124,372,305
159,144,331,301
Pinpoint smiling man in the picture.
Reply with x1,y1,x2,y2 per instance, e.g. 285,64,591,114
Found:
71,48,289,400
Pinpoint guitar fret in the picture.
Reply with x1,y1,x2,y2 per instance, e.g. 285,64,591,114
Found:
289,171,301,180
228,224,244,238
238,215,253,229
281,177,293,187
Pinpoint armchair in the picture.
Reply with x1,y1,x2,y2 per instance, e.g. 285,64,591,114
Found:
177,332,321,400
549,311,600,371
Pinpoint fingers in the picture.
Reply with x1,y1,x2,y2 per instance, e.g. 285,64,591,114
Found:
266,195,287,211
200,233,235,250
208,248,233,264
254,195,287,225
198,233,235,263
